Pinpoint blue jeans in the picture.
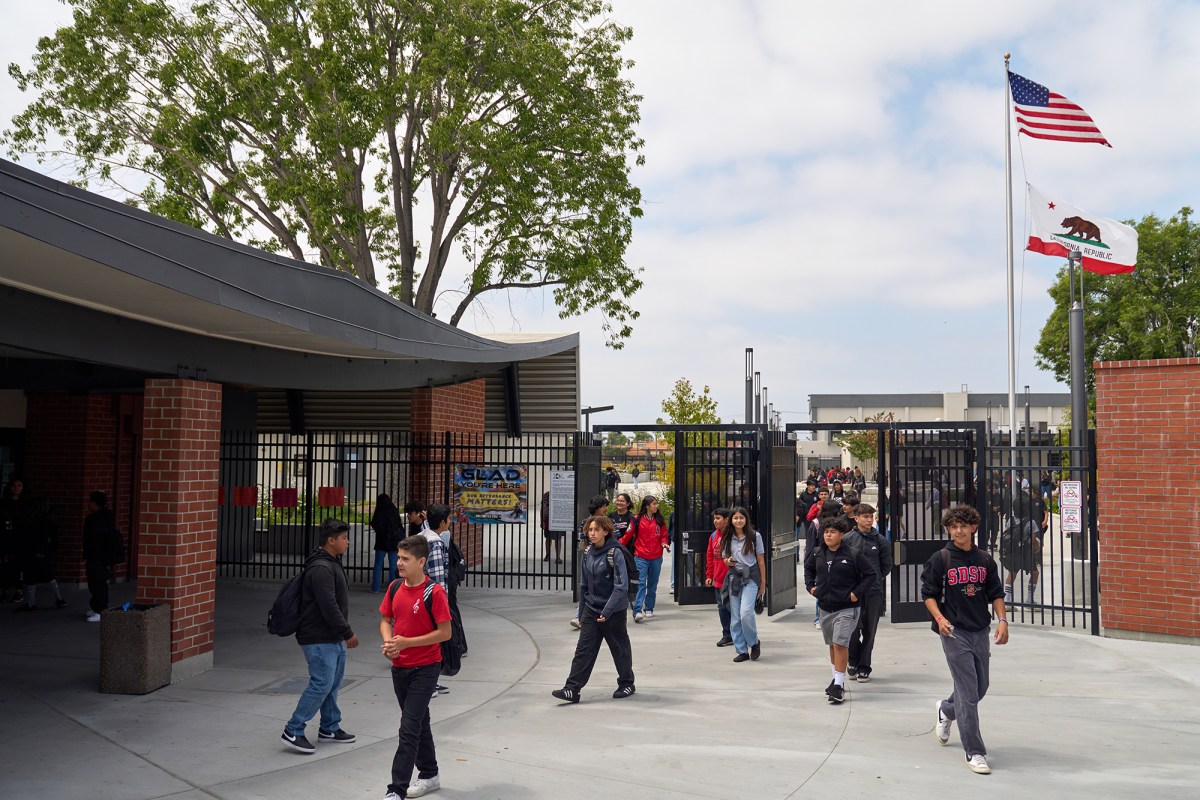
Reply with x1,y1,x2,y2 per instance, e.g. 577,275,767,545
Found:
373,549,398,593
286,641,346,737
633,556,662,613
714,587,731,638
729,579,759,654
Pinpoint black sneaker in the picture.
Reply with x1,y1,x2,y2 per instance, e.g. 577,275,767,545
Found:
733,652,750,663
716,635,734,647
828,684,845,704
54,599,67,609
281,729,315,754
847,666,858,678
750,641,761,661
612,685,636,699
824,680,836,697
318,728,356,743
552,688,580,703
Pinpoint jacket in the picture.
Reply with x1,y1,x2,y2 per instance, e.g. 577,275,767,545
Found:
843,527,891,597
578,536,630,619
370,505,402,551
803,544,876,613
621,515,668,560
920,544,1004,633
296,548,354,645
82,508,119,564
705,530,729,588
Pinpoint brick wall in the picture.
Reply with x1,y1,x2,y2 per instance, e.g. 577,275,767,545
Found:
409,379,486,565
1095,357,1200,642
136,379,222,666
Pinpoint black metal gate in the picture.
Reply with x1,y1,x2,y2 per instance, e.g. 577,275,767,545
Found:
217,430,588,590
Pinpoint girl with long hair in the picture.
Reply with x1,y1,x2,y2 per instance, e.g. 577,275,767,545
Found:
370,494,403,593
720,506,767,662
620,496,669,623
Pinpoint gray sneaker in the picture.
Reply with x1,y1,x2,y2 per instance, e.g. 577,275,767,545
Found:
935,702,952,745
407,774,441,797
966,754,991,774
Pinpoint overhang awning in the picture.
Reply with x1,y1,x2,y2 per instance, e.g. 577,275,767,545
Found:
0,158,577,390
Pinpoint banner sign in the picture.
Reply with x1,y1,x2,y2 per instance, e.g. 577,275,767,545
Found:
453,464,528,524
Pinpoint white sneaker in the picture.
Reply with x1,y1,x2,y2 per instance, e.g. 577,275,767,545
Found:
644,609,654,619
407,774,441,797
382,793,402,800
634,612,645,623
966,754,991,774
86,612,101,623
570,617,580,629
935,701,952,745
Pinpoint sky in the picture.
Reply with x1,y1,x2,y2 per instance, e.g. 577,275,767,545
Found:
3,0,1199,426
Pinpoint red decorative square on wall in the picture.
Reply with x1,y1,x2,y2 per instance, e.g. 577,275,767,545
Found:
232,486,259,507
272,488,299,508
317,486,345,507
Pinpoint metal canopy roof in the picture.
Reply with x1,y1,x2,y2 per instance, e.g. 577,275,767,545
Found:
0,159,577,390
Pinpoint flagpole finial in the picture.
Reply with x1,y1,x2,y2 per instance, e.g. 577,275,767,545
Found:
1004,52,1011,61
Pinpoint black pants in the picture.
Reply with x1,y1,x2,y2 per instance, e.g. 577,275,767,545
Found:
388,663,441,797
565,607,634,693
86,562,109,614
848,593,884,674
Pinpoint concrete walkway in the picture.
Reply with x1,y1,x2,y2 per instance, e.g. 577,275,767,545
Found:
2,578,1198,799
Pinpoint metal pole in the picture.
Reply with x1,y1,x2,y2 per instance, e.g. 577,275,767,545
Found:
1004,54,1017,448
1068,251,1087,453
762,387,769,429
1024,385,1031,448
745,348,754,425
754,372,762,425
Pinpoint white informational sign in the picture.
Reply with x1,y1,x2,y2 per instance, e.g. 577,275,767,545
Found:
548,470,576,532
1062,506,1082,533
1060,480,1082,507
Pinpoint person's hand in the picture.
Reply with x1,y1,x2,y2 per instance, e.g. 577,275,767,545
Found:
808,587,817,596
705,578,713,587
935,616,955,638
994,620,1010,645
597,615,607,623
757,585,766,598
849,593,858,603
346,634,360,649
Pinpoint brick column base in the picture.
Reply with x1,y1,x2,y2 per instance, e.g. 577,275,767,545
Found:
137,379,222,681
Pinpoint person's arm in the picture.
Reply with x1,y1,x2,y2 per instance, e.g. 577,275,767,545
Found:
803,548,816,594
755,551,767,597
705,534,717,586
924,597,954,637
425,541,448,588
878,532,894,577
309,566,354,643
850,551,876,603
600,548,628,620
992,597,1009,644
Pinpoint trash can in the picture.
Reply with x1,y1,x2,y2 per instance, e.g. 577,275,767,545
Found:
100,603,171,694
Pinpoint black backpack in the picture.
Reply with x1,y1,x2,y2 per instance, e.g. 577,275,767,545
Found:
587,540,637,587
447,537,466,586
384,579,464,676
267,562,309,636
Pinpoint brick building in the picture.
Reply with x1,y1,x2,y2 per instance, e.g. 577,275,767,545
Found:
0,158,578,681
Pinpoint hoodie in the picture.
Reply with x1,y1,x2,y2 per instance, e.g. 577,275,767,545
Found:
577,536,630,619
803,544,876,613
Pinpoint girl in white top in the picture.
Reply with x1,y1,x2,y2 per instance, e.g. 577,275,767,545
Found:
720,506,767,662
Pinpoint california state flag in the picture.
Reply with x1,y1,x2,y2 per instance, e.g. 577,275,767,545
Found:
1026,184,1137,274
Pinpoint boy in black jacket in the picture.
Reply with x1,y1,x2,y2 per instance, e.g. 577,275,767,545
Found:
803,516,876,704
844,503,891,682
921,505,1008,776
282,519,359,754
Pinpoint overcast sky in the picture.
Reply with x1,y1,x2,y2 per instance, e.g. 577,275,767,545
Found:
3,1,1198,425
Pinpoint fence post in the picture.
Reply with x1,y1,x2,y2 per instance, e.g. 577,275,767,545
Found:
1088,429,1100,636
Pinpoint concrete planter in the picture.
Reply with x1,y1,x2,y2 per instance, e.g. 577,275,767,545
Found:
100,603,172,695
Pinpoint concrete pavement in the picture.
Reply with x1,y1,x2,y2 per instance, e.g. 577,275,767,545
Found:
2,577,1198,799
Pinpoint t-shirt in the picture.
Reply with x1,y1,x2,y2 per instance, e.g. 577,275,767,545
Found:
725,531,765,568
378,579,451,668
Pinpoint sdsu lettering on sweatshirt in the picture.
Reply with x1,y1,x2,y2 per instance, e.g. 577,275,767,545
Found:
920,544,1004,633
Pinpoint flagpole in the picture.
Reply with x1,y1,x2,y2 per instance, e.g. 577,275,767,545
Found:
1004,54,1017,447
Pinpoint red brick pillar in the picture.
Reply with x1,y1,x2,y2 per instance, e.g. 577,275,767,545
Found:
409,380,486,563
1095,358,1200,643
137,379,222,680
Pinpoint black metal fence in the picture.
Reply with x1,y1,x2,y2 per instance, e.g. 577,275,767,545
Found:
217,430,583,590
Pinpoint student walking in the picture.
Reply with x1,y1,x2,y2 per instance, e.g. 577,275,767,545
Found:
921,505,1008,775
621,496,669,622
804,516,875,703
552,515,634,703
82,491,121,622
844,503,891,682
14,497,67,611
719,506,767,663
379,534,453,799
281,519,359,754
704,507,733,647
371,494,403,593
571,495,613,629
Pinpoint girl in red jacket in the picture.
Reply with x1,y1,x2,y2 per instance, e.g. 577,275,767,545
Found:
621,496,669,622
705,508,733,647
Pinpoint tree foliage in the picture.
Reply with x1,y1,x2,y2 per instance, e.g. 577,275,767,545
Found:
4,0,645,346
1035,207,1200,393
832,411,897,463
656,377,721,446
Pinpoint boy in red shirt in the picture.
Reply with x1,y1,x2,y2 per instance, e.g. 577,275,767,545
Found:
379,535,453,799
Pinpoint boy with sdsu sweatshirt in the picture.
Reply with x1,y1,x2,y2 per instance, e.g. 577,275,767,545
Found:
379,535,452,799
921,505,1008,776
803,516,876,704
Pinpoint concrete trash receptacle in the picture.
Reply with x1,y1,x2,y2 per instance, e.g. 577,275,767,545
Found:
100,603,172,694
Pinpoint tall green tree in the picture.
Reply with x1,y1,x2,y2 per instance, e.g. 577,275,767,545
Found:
656,377,721,446
4,0,645,346
1035,208,1200,393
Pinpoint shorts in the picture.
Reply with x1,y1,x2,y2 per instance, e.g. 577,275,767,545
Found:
819,607,861,647
543,530,565,540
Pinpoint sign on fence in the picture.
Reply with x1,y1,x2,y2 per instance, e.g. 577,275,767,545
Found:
1060,480,1083,533
548,470,576,532
453,465,529,524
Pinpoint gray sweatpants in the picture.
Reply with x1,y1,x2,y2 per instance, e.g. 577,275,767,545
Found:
938,626,991,757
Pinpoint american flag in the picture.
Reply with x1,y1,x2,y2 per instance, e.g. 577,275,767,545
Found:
1008,72,1110,147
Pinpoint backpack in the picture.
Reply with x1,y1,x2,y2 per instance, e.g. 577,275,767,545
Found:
267,561,309,636
589,540,637,586
447,537,466,586
384,579,464,676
